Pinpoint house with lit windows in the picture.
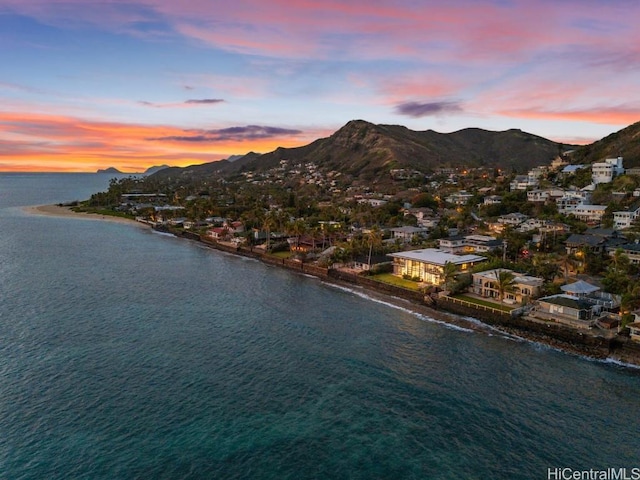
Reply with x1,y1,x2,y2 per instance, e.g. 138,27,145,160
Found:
470,269,544,305
387,248,486,285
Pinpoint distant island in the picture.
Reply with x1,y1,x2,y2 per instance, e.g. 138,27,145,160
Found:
96,167,123,174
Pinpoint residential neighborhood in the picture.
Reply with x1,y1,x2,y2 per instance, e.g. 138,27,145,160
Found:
82,151,640,350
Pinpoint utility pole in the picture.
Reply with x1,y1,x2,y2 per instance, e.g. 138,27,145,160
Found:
503,239,507,263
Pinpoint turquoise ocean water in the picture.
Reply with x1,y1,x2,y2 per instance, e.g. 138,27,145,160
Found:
1,173,639,479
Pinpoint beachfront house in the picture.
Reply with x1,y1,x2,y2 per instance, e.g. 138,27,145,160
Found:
534,294,602,328
470,269,543,305
387,248,486,285
628,322,640,342
531,279,618,328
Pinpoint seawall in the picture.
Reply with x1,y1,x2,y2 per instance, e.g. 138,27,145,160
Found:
154,225,640,367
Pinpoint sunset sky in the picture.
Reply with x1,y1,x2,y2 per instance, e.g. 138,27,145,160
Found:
1,0,639,172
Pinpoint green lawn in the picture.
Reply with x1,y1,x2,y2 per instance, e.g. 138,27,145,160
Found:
70,206,134,220
370,273,422,291
452,294,514,312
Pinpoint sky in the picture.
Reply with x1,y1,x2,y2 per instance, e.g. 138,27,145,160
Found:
1,0,639,172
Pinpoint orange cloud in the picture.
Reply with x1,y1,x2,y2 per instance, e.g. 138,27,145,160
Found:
0,111,315,172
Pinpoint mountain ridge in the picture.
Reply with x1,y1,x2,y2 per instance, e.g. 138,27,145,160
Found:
149,119,640,182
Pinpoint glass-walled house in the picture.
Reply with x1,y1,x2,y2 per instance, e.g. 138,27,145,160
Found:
388,248,486,285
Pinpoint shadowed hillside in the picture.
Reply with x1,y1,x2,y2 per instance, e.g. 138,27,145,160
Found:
570,120,640,168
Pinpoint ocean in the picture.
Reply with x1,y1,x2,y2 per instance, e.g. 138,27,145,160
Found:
1,173,639,480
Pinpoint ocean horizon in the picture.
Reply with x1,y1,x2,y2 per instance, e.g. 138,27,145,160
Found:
1,173,639,479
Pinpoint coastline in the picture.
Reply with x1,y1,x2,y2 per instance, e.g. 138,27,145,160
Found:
23,204,150,228
23,204,640,368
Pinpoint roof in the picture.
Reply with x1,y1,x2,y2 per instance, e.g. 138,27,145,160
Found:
616,243,640,253
388,248,486,266
473,268,544,286
538,294,592,310
390,226,428,234
565,234,605,246
574,204,607,211
585,228,617,237
562,164,586,173
561,280,600,295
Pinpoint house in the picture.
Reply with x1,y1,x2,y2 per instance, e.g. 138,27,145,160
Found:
556,190,590,215
561,164,586,175
613,202,640,229
445,190,474,205
353,254,392,272
518,218,548,232
483,195,502,205
357,198,388,207
569,204,607,224
566,228,627,256
592,157,624,184
527,189,550,203
560,279,620,310
390,226,429,243
439,234,502,254
387,248,486,285
471,269,543,305
534,294,603,328
628,322,640,342
527,189,565,203
498,212,529,226
608,243,640,265
207,227,228,239
226,220,244,234
510,175,537,191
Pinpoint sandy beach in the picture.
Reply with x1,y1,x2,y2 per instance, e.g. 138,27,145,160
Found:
23,204,149,228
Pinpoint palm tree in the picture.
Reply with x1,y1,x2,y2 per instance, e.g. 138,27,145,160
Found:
441,261,459,291
494,269,516,303
286,219,307,251
262,212,278,251
610,248,630,274
365,226,383,269
532,253,560,283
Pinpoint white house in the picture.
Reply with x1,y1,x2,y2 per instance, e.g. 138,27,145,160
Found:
471,268,544,305
390,226,429,242
510,175,538,191
445,190,474,205
388,249,486,285
527,189,565,203
613,202,640,229
498,212,529,226
483,195,502,205
555,189,591,212
569,204,608,223
592,157,624,184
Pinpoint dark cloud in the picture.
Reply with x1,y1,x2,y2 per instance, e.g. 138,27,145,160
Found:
185,98,224,104
137,98,225,107
395,100,463,117
149,125,303,143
